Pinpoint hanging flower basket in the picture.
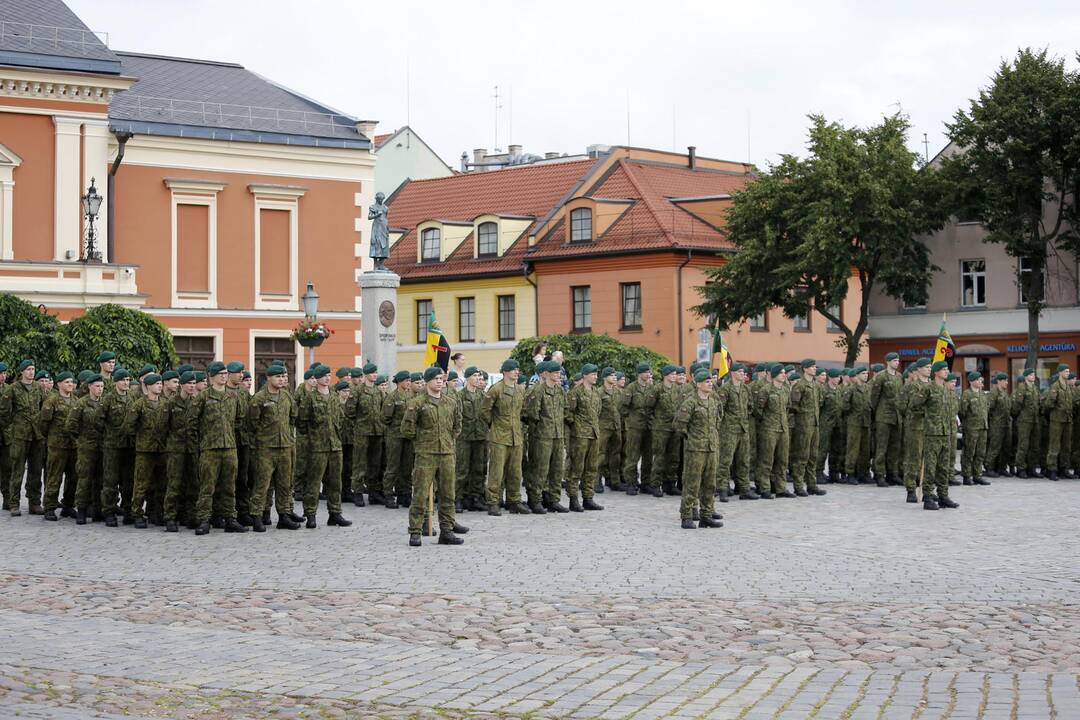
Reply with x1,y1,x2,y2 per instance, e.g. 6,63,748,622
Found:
292,319,333,347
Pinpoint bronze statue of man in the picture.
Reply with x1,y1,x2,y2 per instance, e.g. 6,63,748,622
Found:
368,191,390,271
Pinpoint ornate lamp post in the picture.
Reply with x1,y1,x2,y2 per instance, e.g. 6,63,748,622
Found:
81,178,103,263
298,280,322,366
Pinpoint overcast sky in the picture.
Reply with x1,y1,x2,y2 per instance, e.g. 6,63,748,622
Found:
70,0,1080,169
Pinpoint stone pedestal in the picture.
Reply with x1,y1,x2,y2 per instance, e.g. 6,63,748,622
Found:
358,270,401,373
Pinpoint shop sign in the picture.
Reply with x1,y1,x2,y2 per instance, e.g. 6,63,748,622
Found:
897,347,934,357
1006,343,1076,353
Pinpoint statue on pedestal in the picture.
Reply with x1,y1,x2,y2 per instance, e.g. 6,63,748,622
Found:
368,191,390,271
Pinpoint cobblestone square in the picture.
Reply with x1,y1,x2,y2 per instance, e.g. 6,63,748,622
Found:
1,478,1078,718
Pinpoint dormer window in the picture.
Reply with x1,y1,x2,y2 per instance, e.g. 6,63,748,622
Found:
477,222,498,257
421,227,441,262
570,207,592,243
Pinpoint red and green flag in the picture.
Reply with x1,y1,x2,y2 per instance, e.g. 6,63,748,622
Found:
423,311,451,371
932,315,956,370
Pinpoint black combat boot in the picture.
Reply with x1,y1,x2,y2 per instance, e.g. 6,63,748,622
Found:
550,500,569,513
105,513,118,527
43,509,57,521
844,474,858,485
983,469,999,478
276,514,300,530
569,497,584,512
237,513,254,527
681,518,696,529
876,477,888,488
528,501,547,514
626,484,639,496
583,498,604,511
452,522,469,534
938,496,959,509
438,529,464,545
811,487,827,496
409,533,421,547
906,490,918,503
134,517,148,529
962,476,973,486
384,496,399,509
195,521,210,535
327,512,352,527
304,514,316,529
739,491,760,500
651,486,663,498
760,491,775,499
776,490,796,498
165,519,179,532
717,487,729,503
210,516,225,529
1015,468,1028,478
508,502,532,514
353,493,366,507
1048,470,1059,481
369,491,384,505
224,517,249,533
455,499,464,512
692,508,700,521
595,480,605,494
250,515,265,532
261,510,272,525
698,516,723,528
75,508,87,525
973,476,991,485
487,503,502,516
795,488,809,497
923,497,939,510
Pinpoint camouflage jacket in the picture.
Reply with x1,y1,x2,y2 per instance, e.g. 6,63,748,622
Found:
400,391,460,454
66,394,107,450
482,380,524,446
298,388,342,451
674,391,721,452
566,384,601,439
249,387,296,449
123,395,170,453
524,382,565,440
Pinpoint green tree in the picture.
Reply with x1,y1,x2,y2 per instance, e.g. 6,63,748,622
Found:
693,113,947,366
0,294,67,372
62,304,178,373
510,333,670,379
942,48,1080,368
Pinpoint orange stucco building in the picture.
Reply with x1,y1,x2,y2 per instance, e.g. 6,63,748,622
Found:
0,0,374,377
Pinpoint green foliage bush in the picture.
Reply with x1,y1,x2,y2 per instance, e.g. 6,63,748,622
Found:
510,333,671,379
63,304,178,372
0,295,66,371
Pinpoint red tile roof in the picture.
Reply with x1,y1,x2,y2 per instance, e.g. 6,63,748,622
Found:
373,133,393,149
528,159,752,259
385,159,597,280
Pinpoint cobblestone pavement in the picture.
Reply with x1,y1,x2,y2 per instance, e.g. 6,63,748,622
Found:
1,477,1079,718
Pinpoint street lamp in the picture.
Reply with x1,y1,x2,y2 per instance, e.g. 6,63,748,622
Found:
300,280,321,366
81,178,103,263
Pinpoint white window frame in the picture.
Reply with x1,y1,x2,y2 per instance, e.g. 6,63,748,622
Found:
570,207,593,243
477,222,498,257
960,258,987,308
251,184,306,311
421,228,441,262
166,179,225,309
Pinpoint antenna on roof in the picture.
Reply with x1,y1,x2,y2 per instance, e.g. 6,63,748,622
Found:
626,90,631,145
405,56,411,149
923,132,930,164
508,83,513,148
672,103,676,151
493,85,503,150
746,109,752,164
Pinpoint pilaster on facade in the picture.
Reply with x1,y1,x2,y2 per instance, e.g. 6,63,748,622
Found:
0,142,23,261
82,119,111,260
53,115,83,261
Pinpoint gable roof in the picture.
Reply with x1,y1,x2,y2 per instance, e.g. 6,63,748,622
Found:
527,158,752,259
0,0,120,74
108,52,368,149
373,125,453,172
385,158,598,281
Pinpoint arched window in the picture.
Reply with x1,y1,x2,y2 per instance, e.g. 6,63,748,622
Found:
477,222,498,257
570,207,592,242
421,227,440,261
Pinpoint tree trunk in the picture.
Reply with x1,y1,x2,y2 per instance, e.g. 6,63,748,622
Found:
844,331,861,367
1024,252,1044,370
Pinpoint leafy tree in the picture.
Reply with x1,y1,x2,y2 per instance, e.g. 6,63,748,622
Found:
62,304,178,373
0,294,66,372
942,48,1080,368
510,333,670,379
693,113,947,367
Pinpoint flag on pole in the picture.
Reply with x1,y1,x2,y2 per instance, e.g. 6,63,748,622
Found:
423,311,451,370
932,314,956,370
712,323,731,378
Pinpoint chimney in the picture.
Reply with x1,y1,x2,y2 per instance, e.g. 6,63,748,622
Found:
473,148,487,163
508,144,522,158
356,119,378,140
544,152,560,159
460,151,469,172
688,146,697,169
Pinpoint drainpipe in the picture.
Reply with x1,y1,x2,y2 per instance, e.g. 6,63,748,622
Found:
523,259,539,338
676,247,693,364
107,130,133,263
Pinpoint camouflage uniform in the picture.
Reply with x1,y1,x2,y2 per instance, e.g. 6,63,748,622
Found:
620,380,653,491
298,388,344,517
597,384,623,489
1011,379,1041,475
985,383,1012,475
816,380,844,482
870,368,903,482
123,394,169,521
755,381,790,495
566,383,601,504
66,393,106,513
843,382,872,480
917,380,955,502
648,381,684,496
716,378,754,496
401,391,461,535
3,380,44,511
191,387,241,523
482,379,525,507
524,381,566,508
381,384,414,504
455,385,487,509
348,384,384,498
227,385,253,518
249,385,297,518
1045,375,1073,476
788,374,821,493
959,386,988,481
674,389,721,522
164,391,199,524
101,386,135,518
38,391,77,513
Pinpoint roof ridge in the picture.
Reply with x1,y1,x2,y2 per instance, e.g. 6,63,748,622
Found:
619,159,675,245
115,50,243,69
400,157,595,187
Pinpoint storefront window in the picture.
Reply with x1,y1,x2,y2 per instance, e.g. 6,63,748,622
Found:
1010,357,1060,390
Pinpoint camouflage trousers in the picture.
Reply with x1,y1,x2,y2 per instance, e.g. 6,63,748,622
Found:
1047,419,1073,472
844,424,871,477
526,435,564,504
789,423,819,492
131,451,167,520
293,434,309,494
165,450,198,522
986,421,1011,473
8,437,44,509
717,426,753,495
304,450,342,516
351,434,384,495
621,426,652,489
922,434,952,500
960,427,987,479
409,452,456,536
43,446,76,513
873,421,902,479
196,448,237,522
568,436,599,502
455,439,487,504
253,447,294,517
74,445,102,511
0,442,10,510
902,427,926,492
816,418,843,479
382,435,414,500
1013,419,1040,472
649,429,680,492
486,442,523,506
597,427,621,487
680,449,717,521
757,429,789,494
101,445,134,516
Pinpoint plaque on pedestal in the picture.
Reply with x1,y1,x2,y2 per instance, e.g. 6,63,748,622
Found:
358,270,400,373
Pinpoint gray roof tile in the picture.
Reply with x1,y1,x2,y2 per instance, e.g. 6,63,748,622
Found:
0,0,120,73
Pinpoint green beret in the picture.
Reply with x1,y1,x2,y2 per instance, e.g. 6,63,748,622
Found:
266,365,286,377
54,371,72,382
731,362,745,373
423,366,442,382
138,364,156,377
770,364,784,378
1057,363,1070,374
855,365,869,375
77,369,94,383
931,360,949,374
0,362,8,372
242,371,251,380
309,361,320,370
967,371,981,382
885,352,899,361
34,370,50,381
375,375,387,385
601,366,616,378
581,363,599,375
788,371,799,381
827,368,841,378
336,367,351,378
902,366,911,377
500,359,519,372
303,369,314,380
410,372,422,382
635,362,651,374
194,371,207,382
994,372,1008,382
676,366,685,374
112,368,130,381
177,364,194,375
871,363,885,372
96,351,116,363
616,372,625,380
660,364,677,377
689,361,703,373
351,367,363,376
463,366,479,379
226,361,244,373
694,369,711,383
207,361,227,375
753,363,766,373
143,373,162,385
180,371,196,384
572,372,582,382
161,370,179,381
269,359,285,368
86,373,104,384
363,362,377,375
335,380,350,391
784,365,794,373
447,370,458,380
816,368,826,377
1022,367,1035,377
946,373,959,382
312,365,330,379
17,359,33,372
914,358,931,369
394,370,411,383
800,358,816,369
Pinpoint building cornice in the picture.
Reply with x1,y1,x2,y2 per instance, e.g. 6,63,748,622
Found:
0,65,134,105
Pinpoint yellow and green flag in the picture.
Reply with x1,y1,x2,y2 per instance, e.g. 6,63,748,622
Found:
423,311,451,370
712,324,731,377
932,315,956,370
